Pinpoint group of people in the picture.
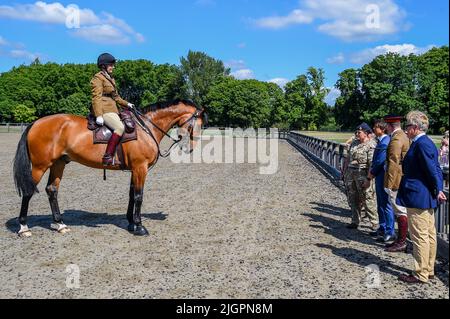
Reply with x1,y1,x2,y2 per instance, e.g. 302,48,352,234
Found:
341,112,447,285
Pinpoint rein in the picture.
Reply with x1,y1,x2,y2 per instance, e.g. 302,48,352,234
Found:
130,107,200,159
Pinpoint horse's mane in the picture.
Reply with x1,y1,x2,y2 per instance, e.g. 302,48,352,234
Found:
140,99,199,113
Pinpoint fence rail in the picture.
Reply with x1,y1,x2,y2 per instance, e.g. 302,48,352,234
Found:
0,123,28,133
280,131,449,243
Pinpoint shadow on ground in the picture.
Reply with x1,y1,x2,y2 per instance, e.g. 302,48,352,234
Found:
5,210,168,233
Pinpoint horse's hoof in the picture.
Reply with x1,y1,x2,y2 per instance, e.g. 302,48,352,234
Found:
18,225,32,238
127,224,136,233
134,225,149,237
51,223,70,234
18,230,32,238
59,227,71,234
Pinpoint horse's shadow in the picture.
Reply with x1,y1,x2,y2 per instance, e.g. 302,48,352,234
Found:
5,210,168,233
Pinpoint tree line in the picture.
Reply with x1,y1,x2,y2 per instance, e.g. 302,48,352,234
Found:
0,47,448,133
335,46,449,134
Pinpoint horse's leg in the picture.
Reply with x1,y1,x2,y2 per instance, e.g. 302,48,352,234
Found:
46,159,70,234
129,165,149,236
126,177,135,230
18,167,47,238
18,195,33,237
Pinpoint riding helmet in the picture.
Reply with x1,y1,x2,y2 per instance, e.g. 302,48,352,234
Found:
97,53,116,68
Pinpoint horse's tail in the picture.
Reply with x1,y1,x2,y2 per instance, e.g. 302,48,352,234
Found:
13,123,39,197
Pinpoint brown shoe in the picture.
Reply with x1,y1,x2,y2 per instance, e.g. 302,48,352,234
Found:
385,241,407,253
398,274,426,284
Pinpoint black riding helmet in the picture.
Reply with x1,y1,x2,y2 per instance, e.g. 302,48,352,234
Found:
97,53,116,68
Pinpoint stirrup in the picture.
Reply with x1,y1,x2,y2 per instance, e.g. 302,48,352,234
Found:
103,155,120,167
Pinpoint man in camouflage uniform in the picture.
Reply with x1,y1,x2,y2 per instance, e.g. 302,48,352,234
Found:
345,123,378,230
342,134,361,210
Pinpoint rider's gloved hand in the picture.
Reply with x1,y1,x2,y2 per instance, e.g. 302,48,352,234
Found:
127,103,135,110
96,116,104,126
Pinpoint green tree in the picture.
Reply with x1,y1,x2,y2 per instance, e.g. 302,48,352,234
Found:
180,50,230,106
0,99,14,122
305,67,329,130
13,104,37,123
359,52,419,123
284,75,308,129
206,78,273,128
59,92,90,116
334,68,364,130
416,46,449,133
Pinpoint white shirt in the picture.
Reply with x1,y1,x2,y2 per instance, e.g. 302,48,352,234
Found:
413,132,426,143
378,134,388,142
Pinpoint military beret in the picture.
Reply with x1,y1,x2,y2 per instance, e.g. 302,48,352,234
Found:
383,115,403,123
356,122,372,133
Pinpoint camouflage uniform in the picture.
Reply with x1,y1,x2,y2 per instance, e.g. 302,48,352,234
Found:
345,138,378,228
343,138,360,208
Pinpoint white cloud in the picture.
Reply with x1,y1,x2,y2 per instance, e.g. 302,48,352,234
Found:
253,0,408,42
225,59,246,70
8,49,41,61
350,43,435,64
231,68,255,80
326,53,345,64
0,1,145,45
0,1,99,25
254,9,313,29
71,25,131,45
268,78,290,88
0,36,8,46
325,87,341,105
237,42,246,49
0,35,44,62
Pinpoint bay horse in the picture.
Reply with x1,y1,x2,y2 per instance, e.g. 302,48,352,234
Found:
13,99,206,237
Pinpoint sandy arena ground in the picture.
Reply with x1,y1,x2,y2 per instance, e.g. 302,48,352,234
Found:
0,133,448,299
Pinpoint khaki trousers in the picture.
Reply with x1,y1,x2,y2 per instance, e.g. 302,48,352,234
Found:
407,207,437,283
103,112,124,136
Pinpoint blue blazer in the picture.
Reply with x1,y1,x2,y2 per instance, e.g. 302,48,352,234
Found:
370,135,390,178
397,135,444,209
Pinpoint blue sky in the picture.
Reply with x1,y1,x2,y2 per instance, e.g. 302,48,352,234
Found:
0,0,449,104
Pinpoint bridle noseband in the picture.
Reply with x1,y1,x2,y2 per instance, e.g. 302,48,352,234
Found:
178,109,203,142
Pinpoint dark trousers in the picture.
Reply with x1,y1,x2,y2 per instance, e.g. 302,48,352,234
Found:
375,174,395,235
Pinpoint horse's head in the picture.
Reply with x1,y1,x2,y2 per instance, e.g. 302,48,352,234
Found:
177,106,208,153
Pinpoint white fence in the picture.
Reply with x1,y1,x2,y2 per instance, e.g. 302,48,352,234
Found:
0,123,28,133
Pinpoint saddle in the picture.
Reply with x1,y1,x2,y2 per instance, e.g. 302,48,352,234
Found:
86,110,138,170
87,110,137,144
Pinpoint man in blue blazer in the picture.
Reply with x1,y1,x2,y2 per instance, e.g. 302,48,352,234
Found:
397,111,447,284
368,120,395,242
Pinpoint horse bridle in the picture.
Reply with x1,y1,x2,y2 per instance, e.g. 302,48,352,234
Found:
131,108,204,158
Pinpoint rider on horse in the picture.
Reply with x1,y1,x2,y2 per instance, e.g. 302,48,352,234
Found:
91,53,135,166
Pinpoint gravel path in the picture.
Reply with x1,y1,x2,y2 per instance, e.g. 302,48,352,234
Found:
0,133,448,299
